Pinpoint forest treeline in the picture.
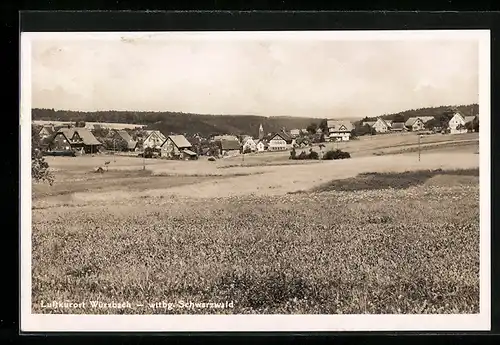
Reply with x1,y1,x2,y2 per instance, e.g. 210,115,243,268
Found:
32,103,479,137
32,109,321,137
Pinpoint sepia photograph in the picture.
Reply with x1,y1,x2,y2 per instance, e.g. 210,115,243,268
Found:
20,30,490,332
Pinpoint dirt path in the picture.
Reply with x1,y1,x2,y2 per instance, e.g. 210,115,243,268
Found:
35,150,479,207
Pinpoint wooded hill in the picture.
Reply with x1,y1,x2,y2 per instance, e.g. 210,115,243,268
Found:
32,108,325,137
358,104,479,124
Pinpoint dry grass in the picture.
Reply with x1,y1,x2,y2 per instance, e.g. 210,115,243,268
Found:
30,135,480,315
31,169,479,315
311,168,479,192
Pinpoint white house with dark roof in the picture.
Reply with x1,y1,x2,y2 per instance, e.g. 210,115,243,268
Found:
326,120,354,141
372,118,392,133
255,139,267,152
448,112,476,134
50,128,102,154
268,132,293,151
160,135,197,160
219,138,241,156
405,116,435,131
143,130,167,149
242,137,257,152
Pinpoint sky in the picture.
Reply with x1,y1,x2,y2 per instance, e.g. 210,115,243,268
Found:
29,34,480,119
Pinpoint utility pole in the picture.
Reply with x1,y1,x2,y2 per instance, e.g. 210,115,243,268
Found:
418,134,422,162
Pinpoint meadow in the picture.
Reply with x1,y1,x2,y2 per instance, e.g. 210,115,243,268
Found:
30,132,481,314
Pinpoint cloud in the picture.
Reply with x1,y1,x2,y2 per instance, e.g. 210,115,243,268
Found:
29,36,479,118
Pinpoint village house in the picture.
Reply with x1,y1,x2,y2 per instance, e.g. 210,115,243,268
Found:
289,129,301,138
268,132,293,151
294,137,311,148
390,122,407,132
404,116,435,132
371,118,392,133
242,137,257,152
142,130,167,149
38,125,55,140
448,112,476,134
255,139,268,152
326,120,354,141
405,117,424,131
113,130,138,151
219,139,241,156
160,135,197,160
50,128,102,154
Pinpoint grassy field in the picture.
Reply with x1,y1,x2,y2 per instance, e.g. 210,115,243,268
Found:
31,132,480,314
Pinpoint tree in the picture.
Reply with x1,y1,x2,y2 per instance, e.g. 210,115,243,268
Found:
424,118,440,130
319,119,328,133
289,147,297,160
306,122,318,135
307,150,319,160
76,121,86,128
438,113,453,129
393,114,405,123
473,116,479,132
32,126,53,185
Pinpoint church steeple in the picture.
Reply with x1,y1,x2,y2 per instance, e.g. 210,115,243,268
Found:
258,124,264,140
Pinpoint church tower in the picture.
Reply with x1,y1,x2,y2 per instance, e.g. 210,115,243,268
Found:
258,124,264,140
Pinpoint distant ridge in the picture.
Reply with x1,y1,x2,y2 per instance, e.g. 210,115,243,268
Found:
358,104,479,124
31,108,323,137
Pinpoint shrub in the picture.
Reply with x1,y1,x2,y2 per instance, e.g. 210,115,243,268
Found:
143,147,155,158
297,151,307,160
32,126,53,185
307,151,319,160
323,149,351,160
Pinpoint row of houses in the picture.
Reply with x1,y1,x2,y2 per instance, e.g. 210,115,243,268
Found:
362,111,478,134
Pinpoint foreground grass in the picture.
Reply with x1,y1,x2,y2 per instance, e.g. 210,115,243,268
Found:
311,168,479,192
32,171,479,315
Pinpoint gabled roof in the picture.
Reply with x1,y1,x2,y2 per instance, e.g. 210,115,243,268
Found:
374,118,391,127
220,139,241,151
405,116,434,126
269,132,293,144
182,148,197,156
57,128,76,140
418,116,435,123
73,129,102,146
243,137,256,145
116,130,132,142
452,111,476,125
54,130,73,143
327,120,354,132
391,122,406,130
39,126,55,135
162,135,192,149
144,130,166,141
404,117,419,126
464,116,476,124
